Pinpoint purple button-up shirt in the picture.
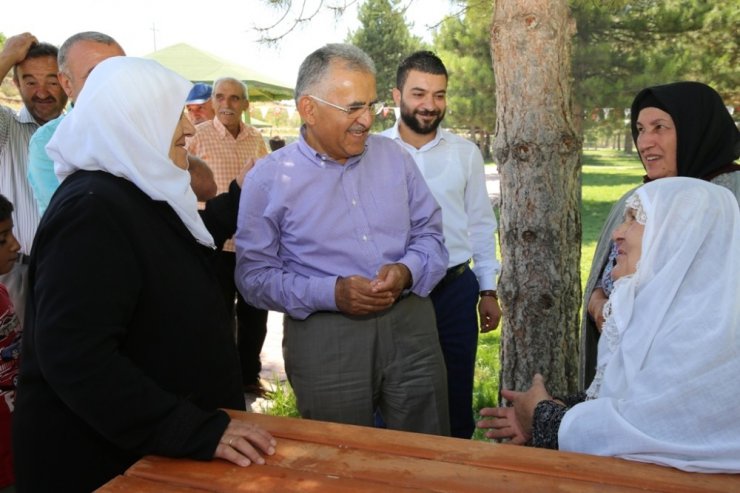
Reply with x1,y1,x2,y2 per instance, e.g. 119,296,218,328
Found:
235,130,448,320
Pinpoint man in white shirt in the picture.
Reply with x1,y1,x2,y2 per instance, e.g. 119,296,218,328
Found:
381,51,501,439
0,33,67,322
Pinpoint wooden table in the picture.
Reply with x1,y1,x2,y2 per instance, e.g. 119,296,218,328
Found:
98,410,739,492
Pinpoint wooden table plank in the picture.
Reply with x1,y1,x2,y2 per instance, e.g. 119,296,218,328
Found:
127,438,670,493
100,411,740,492
95,474,209,492
228,411,740,493
127,455,423,493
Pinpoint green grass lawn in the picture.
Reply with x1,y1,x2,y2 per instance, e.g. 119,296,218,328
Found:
269,149,646,440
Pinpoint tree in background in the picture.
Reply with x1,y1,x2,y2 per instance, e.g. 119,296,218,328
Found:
433,1,494,130
430,1,737,153
683,3,738,104
347,0,425,128
492,0,581,394
434,1,496,159
572,0,738,151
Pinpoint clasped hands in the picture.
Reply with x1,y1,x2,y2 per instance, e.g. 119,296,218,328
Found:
477,373,552,445
335,263,411,315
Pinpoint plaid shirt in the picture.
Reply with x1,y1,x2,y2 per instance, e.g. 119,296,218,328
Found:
186,117,267,251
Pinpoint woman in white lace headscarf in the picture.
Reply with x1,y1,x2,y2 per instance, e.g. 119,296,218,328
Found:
479,177,740,473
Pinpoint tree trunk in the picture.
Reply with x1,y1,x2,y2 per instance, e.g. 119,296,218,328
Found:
490,0,582,395
623,129,634,154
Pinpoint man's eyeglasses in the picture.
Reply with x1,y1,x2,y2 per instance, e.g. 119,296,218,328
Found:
308,95,385,118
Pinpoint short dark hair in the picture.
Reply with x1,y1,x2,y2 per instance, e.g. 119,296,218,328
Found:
13,42,59,79
0,194,14,223
396,51,448,91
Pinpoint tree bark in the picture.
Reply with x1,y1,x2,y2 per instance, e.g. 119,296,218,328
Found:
490,0,581,395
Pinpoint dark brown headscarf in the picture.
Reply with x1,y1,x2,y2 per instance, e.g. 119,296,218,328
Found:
630,81,740,179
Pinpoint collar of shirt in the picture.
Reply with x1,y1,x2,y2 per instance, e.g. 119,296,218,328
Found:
385,119,448,153
211,115,259,141
296,124,368,169
18,106,40,126
19,105,68,127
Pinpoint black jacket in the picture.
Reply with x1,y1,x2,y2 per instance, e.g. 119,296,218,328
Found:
13,170,245,492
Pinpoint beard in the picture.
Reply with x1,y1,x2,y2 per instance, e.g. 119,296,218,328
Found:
399,102,445,135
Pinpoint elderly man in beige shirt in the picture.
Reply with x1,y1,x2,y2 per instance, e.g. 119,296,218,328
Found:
186,77,269,397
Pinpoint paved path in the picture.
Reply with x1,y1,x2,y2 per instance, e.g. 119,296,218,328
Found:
247,167,500,411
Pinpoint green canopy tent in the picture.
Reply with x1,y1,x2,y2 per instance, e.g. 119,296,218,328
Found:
145,43,294,102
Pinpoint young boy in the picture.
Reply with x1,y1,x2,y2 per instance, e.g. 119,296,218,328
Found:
0,194,21,491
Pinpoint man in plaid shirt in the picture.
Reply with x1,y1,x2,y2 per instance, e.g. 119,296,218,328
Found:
186,77,269,397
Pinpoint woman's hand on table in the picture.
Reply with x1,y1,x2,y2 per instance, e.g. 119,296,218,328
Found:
214,419,277,467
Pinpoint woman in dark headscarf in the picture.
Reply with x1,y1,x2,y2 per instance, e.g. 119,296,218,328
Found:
579,81,740,389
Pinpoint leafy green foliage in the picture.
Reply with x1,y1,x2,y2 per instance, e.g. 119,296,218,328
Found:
433,0,495,132
428,0,737,138
572,0,738,142
348,0,426,120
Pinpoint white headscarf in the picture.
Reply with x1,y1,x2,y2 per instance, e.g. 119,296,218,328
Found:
560,177,740,472
46,56,215,248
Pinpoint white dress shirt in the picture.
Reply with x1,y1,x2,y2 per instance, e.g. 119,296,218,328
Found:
381,124,500,290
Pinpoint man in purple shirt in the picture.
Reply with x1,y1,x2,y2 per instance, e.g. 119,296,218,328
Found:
235,44,450,435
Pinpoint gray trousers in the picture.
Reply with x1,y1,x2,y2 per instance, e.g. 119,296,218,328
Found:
283,294,450,436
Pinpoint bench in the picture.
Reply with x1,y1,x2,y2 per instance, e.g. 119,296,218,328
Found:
97,410,740,492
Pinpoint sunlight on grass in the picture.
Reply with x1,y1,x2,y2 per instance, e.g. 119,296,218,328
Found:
266,149,645,442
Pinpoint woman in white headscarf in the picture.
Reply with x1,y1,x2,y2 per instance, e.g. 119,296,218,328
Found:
478,177,740,473
12,57,275,492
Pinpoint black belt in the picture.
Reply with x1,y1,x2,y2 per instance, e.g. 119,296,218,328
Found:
17,253,31,265
433,261,470,292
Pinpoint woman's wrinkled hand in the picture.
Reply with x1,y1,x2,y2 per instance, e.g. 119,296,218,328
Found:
213,419,277,467
477,373,552,445
477,405,531,444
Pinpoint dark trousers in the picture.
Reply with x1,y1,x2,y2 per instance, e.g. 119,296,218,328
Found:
214,250,268,385
430,265,480,439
